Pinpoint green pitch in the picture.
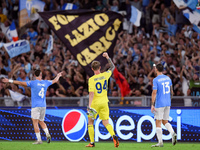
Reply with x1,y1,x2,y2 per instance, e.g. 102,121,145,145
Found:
0,141,200,150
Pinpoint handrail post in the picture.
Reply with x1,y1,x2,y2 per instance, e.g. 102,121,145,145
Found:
80,97,83,106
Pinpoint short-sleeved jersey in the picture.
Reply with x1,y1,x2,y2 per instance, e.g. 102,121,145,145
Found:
153,74,172,108
17,76,29,93
26,80,52,108
88,70,112,104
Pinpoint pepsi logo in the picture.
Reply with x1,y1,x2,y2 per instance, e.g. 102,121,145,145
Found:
62,110,87,141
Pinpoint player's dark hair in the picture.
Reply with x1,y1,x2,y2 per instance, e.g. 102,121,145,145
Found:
156,64,163,72
91,61,100,71
34,69,41,77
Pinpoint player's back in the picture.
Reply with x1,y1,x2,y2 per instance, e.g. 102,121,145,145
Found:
26,80,52,108
153,74,172,108
88,70,112,104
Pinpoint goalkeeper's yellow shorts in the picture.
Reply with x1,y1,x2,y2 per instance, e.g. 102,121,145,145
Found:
89,102,109,120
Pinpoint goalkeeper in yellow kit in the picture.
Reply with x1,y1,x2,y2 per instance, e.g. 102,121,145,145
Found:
86,52,119,148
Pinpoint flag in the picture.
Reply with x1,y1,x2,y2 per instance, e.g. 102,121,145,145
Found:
173,0,197,10
113,68,131,97
46,35,53,55
183,9,200,33
4,40,30,58
173,0,200,33
19,0,45,27
197,0,200,9
62,3,78,10
6,21,18,42
126,5,141,27
39,10,123,76
8,89,26,102
0,42,4,48
173,0,187,8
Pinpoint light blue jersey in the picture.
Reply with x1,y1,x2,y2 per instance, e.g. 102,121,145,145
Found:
26,80,52,108
153,74,172,108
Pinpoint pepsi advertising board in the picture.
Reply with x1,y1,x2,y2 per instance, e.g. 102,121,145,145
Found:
0,107,200,142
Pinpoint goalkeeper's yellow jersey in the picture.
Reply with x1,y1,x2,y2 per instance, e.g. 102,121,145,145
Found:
88,70,112,104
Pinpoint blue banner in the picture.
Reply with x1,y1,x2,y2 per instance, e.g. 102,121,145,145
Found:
0,107,199,142
62,3,78,10
4,40,30,58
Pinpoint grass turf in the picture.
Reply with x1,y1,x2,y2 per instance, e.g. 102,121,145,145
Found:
0,141,200,150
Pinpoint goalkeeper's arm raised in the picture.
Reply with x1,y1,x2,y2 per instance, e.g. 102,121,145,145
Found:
102,52,115,72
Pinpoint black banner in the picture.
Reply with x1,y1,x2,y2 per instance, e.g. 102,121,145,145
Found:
39,10,123,76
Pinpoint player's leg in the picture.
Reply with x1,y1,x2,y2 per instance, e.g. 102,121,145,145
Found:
152,107,164,147
38,121,49,136
101,104,115,136
163,120,177,145
100,104,119,147
102,120,115,137
162,107,177,145
102,119,119,147
162,120,175,135
39,121,51,143
38,107,51,143
32,118,42,144
155,120,163,146
31,107,42,144
86,104,97,147
86,117,95,147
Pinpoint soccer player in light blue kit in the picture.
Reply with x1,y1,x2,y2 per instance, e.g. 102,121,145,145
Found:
3,69,62,144
151,64,177,147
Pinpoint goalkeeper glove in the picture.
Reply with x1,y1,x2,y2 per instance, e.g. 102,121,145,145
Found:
87,106,97,120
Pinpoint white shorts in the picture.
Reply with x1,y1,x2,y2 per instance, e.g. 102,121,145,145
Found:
154,106,170,120
31,107,46,121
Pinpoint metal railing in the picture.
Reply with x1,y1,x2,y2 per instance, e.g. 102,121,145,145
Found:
0,96,199,107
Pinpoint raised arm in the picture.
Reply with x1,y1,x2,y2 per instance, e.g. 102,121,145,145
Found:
125,67,137,83
2,78,27,87
102,52,115,72
52,72,63,84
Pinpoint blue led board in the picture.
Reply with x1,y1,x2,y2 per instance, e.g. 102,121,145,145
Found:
0,107,199,142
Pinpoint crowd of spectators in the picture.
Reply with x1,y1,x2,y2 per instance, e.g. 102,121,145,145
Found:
0,0,200,107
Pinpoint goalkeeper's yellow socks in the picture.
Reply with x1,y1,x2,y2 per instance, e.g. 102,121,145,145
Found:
106,124,115,136
88,125,94,143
